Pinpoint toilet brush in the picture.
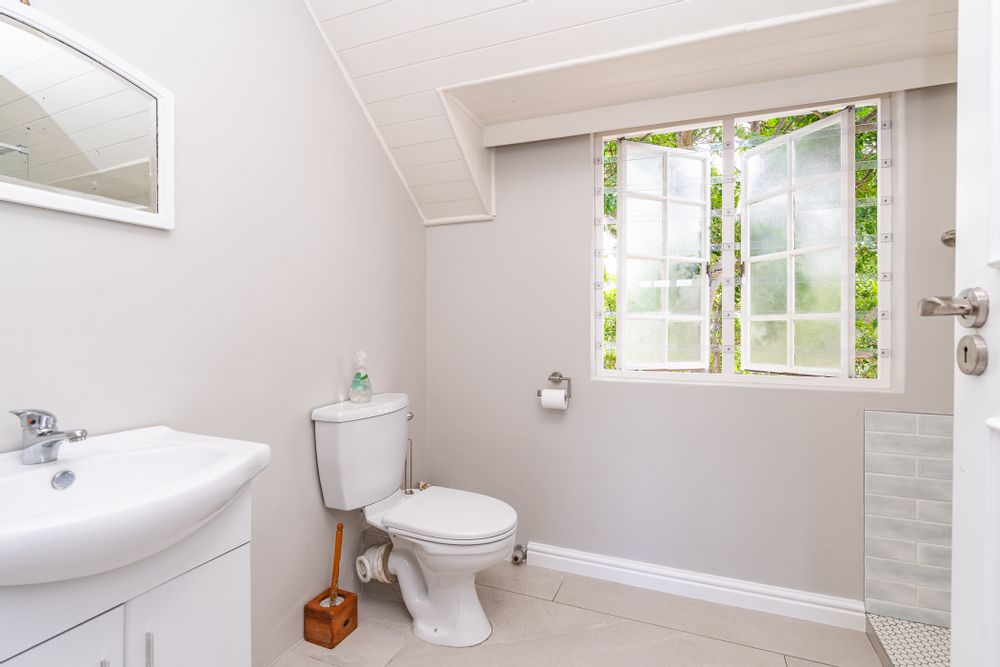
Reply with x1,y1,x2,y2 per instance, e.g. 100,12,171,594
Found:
304,522,358,648
323,523,345,607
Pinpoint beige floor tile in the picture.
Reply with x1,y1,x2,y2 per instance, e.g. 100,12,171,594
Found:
386,585,786,667
291,595,413,666
271,649,328,667
356,592,416,630
363,579,404,602
476,561,565,600
554,575,881,667
785,657,836,666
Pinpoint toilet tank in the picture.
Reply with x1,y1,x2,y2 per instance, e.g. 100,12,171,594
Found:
311,393,410,510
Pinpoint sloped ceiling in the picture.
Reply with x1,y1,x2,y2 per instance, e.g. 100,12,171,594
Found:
304,0,956,225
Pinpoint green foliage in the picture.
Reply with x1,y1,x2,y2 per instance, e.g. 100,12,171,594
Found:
853,105,880,379
603,268,617,370
603,140,618,220
603,283,617,343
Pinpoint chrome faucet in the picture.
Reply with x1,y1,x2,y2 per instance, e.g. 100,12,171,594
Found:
9,409,87,465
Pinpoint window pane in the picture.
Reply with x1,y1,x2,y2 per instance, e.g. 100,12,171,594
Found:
667,201,704,258
795,249,841,314
793,121,841,181
626,197,663,256
626,259,664,313
794,178,842,248
794,319,840,369
744,142,787,200
747,194,787,256
668,156,705,200
749,258,787,315
749,320,787,366
668,321,701,362
624,142,664,196
625,319,665,365
668,262,703,315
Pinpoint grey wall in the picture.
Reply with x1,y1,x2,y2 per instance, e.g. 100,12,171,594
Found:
0,2,426,665
426,85,956,601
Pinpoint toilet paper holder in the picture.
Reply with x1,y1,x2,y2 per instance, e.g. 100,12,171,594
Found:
536,371,572,399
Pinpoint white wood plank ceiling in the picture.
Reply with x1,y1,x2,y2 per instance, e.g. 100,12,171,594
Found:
304,0,956,225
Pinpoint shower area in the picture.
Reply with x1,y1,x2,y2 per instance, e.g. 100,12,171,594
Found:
864,410,953,667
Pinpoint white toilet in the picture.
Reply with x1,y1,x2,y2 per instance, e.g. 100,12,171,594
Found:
312,393,517,647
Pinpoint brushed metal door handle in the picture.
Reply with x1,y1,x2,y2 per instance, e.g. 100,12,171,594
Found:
919,287,989,328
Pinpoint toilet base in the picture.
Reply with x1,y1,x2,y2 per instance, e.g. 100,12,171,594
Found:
413,621,492,648
409,573,492,647
387,532,514,647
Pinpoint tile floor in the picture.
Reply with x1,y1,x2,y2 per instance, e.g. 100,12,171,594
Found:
867,614,949,667
272,562,882,667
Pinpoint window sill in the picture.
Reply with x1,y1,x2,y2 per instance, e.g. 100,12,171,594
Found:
593,368,895,392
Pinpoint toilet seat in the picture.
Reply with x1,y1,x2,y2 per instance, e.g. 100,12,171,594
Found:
388,524,517,546
370,487,517,546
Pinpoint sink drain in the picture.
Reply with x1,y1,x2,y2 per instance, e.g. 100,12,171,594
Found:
51,470,75,490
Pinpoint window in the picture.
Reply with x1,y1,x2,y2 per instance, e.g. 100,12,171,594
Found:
595,98,890,387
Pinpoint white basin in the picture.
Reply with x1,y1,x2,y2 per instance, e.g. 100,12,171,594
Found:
0,426,270,586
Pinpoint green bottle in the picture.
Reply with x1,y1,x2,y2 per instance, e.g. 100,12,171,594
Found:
349,350,372,403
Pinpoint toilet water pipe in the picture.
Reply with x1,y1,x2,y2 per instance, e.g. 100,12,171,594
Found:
388,549,429,615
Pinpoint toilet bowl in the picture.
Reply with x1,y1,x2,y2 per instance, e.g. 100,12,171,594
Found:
311,393,518,647
365,487,517,646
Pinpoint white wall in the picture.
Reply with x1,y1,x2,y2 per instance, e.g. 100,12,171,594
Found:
426,84,956,602
0,1,425,665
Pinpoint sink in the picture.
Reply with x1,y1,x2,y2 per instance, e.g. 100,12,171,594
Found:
0,426,270,586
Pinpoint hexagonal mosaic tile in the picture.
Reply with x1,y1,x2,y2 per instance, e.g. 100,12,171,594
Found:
868,613,950,667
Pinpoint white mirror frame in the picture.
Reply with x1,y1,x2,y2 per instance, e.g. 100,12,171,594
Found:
0,1,175,230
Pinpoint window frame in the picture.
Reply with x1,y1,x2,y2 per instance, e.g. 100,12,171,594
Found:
592,95,896,391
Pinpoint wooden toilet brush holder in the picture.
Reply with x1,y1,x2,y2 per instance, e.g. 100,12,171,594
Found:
304,587,358,649
304,523,358,649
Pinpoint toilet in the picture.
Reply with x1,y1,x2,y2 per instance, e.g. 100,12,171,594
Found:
312,393,517,647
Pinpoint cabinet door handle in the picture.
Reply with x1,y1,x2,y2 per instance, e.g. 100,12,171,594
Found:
145,631,155,667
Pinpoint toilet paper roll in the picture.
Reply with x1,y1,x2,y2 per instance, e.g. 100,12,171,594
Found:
539,388,568,410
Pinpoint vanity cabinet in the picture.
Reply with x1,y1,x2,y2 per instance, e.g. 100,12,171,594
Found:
124,545,250,667
3,536,251,666
4,607,124,667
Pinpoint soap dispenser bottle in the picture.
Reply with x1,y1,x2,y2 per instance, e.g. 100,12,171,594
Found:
349,351,372,403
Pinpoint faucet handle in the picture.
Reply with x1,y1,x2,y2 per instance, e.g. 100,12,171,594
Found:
9,409,57,431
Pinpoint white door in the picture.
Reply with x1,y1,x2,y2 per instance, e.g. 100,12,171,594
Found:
124,545,250,667
4,606,124,667
951,1,1000,664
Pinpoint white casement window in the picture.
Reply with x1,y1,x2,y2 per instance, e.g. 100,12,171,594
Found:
618,142,712,370
595,98,892,388
741,108,856,376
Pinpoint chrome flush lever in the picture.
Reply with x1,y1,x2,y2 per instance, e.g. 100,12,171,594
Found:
919,287,989,328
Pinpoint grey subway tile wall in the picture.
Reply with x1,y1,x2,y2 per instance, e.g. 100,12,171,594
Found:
864,411,953,628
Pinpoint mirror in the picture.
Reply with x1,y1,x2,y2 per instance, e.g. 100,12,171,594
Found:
0,3,173,229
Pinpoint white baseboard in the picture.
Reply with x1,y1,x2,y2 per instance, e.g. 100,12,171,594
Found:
527,541,866,631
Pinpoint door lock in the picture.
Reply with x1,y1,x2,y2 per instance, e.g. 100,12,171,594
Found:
957,335,988,376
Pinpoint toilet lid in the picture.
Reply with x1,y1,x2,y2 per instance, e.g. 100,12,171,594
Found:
382,487,517,542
